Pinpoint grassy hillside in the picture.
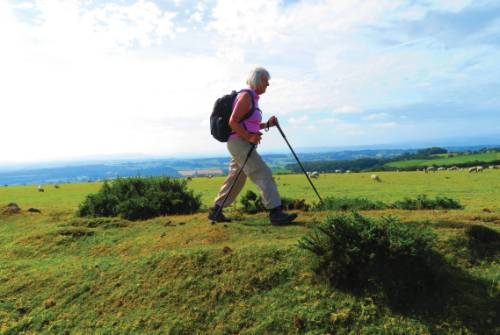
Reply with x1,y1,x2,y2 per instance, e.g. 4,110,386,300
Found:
385,152,500,169
0,171,499,334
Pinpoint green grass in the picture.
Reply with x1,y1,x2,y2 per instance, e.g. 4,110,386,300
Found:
0,171,499,334
385,151,500,168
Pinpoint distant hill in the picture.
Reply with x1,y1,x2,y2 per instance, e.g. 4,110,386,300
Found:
287,147,500,173
0,149,413,186
1,145,499,185
386,152,500,169
0,164,181,186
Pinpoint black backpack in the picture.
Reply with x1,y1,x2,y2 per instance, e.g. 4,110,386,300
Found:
210,89,255,142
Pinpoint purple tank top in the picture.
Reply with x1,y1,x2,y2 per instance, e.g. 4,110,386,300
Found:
229,89,262,140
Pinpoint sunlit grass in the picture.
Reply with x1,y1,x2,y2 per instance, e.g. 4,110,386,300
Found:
0,171,498,333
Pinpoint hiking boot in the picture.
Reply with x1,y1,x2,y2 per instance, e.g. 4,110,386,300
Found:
208,205,232,223
269,206,298,225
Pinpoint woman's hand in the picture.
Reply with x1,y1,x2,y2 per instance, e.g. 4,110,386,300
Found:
247,132,262,145
267,116,278,127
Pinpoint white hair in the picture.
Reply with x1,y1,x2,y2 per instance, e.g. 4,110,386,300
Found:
246,67,270,90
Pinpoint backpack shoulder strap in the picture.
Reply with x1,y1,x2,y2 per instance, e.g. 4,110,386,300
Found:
238,89,256,121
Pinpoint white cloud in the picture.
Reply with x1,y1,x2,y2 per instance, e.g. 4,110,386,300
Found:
1,0,499,163
363,113,388,121
373,122,398,129
334,105,362,114
288,116,309,125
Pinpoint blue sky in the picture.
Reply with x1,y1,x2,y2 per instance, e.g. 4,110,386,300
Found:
1,0,499,163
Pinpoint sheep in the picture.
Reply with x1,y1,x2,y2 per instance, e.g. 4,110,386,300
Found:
335,169,342,173
371,174,381,182
37,185,45,192
468,166,483,173
437,167,445,171
309,171,320,179
425,166,435,173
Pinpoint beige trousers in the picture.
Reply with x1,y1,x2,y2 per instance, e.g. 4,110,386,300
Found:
214,137,281,209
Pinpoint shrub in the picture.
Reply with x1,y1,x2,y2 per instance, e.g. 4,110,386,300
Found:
392,194,463,210
240,190,265,214
298,212,439,302
282,197,310,211
77,177,201,220
313,196,387,211
240,191,310,213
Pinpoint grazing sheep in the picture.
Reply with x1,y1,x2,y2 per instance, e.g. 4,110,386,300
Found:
425,166,436,173
371,174,381,182
37,185,45,192
310,171,320,178
468,166,483,173
345,170,351,174
335,169,342,173
448,166,459,171
437,167,445,171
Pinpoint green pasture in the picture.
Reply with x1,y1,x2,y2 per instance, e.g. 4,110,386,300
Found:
0,171,498,334
2,170,499,213
385,151,500,168
190,170,500,212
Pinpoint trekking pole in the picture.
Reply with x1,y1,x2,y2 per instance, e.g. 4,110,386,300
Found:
275,122,323,204
212,144,256,224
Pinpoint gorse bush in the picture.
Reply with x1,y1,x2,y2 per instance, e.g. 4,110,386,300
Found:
298,212,440,303
311,195,463,211
282,197,310,211
77,177,201,220
313,196,387,211
240,190,265,214
313,197,388,211
240,190,310,213
238,194,463,213
392,194,463,210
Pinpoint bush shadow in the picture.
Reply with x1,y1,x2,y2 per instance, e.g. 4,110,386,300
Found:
374,251,499,334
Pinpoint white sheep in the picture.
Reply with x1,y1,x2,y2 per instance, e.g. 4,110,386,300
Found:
371,174,381,182
310,171,319,178
468,166,483,173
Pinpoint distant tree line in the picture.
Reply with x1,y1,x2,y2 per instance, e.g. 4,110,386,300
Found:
286,147,500,173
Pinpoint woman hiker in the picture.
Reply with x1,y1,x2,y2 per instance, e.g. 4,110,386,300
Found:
208,67,298,225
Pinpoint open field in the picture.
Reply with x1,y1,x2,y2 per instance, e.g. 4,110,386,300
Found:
385,152,500,169
0,171,499,334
